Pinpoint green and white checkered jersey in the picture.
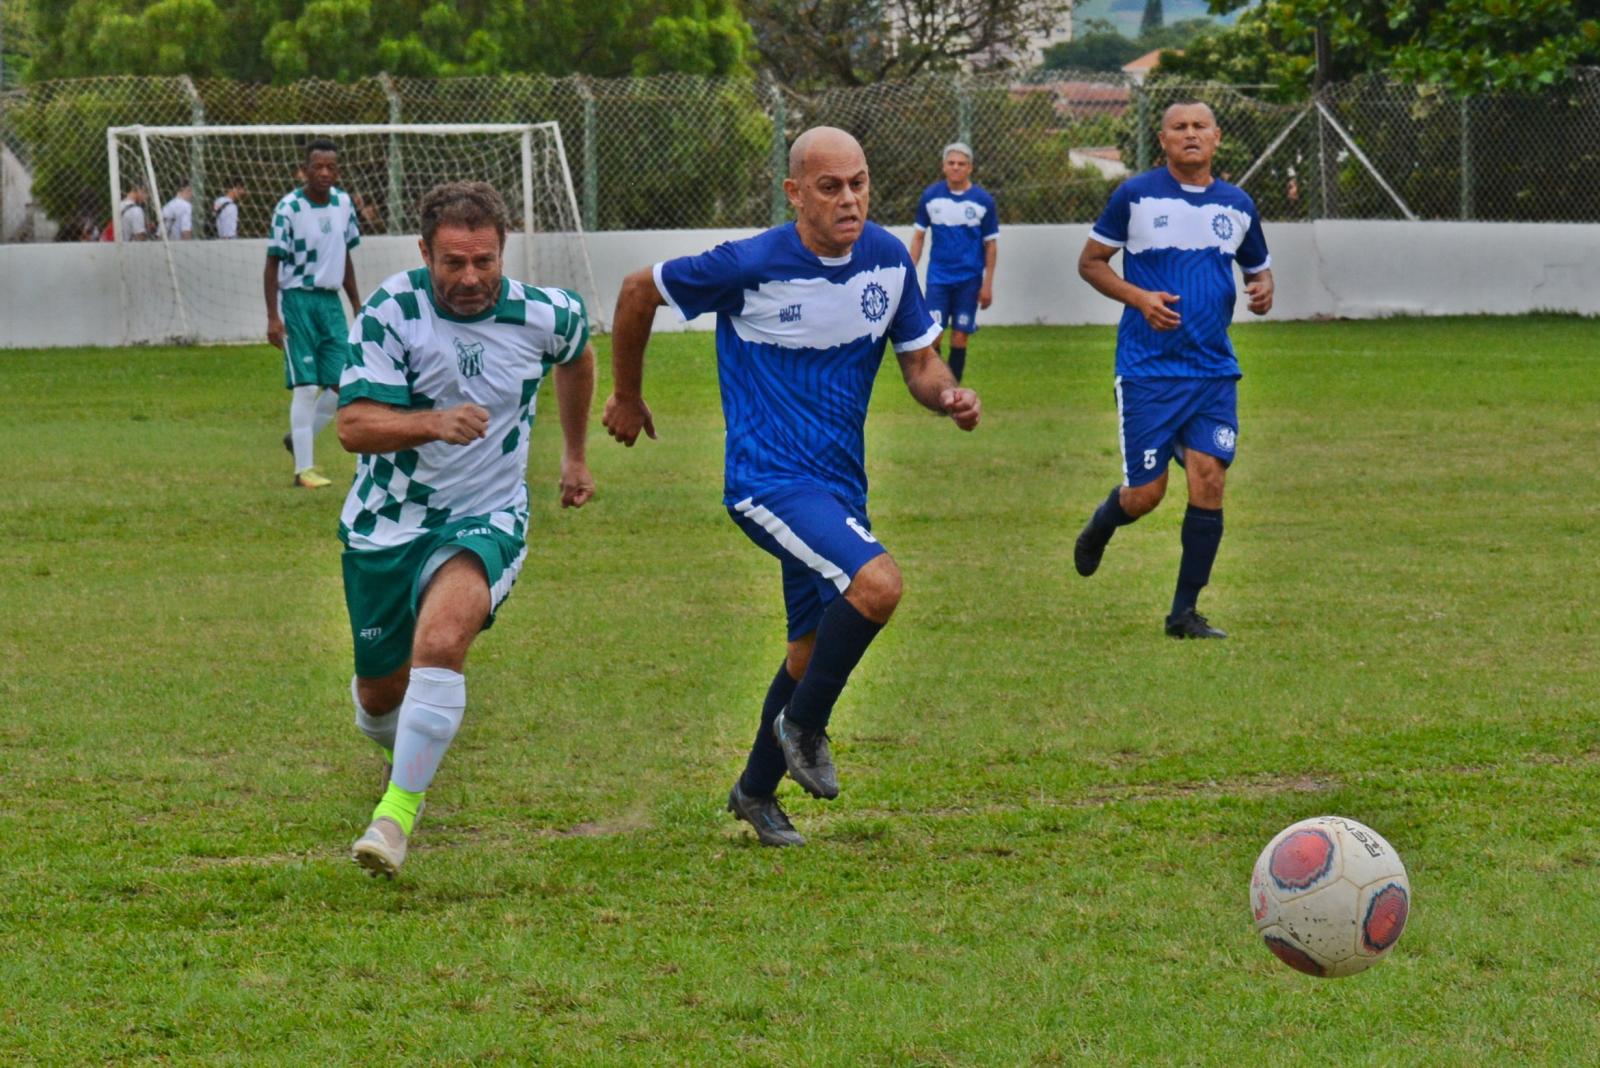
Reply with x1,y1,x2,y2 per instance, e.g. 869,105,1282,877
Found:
337,268,591,551
268,187,360,291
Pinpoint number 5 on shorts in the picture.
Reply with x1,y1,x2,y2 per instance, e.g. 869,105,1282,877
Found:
1143,448,1158,470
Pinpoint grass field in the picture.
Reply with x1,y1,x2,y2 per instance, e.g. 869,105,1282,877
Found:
2,317,1597,1065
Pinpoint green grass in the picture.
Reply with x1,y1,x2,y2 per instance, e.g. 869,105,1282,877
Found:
1,317,1597,1065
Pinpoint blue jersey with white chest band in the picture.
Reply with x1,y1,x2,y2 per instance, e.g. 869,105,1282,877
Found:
914,180,999,286
1091,168,1270,379
655,221,940,509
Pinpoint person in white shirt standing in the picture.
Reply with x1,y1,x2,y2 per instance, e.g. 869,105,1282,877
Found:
118,184,149,241
160,184,194,241
213,178,246,239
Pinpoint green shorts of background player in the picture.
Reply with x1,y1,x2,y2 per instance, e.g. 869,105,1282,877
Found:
276,289,349,488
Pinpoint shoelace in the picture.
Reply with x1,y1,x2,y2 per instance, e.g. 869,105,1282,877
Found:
799,728,829,763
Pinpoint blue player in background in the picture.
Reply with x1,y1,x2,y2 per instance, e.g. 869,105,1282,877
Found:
604,126,981,846
907,142,998,383
1072,101,1274,639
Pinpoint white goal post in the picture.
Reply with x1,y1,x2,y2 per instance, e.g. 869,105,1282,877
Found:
106,122,603,344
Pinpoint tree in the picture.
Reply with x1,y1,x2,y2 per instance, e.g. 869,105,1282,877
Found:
1163,0,1600,95
745,0,1071,89
1140,0,1163,38
21,0,756,83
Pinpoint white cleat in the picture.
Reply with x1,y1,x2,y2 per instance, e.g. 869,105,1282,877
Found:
351,816,408,879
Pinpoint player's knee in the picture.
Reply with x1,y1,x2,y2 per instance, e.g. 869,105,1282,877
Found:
848,556,903,621
786,642,814,679
1122,480,1166,517
358,674,406,716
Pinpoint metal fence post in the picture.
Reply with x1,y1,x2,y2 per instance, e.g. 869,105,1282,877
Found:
1459,95,1473,221
1134,84,1150,172
182,76,205,223
767,73,787,226
377,73,404,234
957,73,973,146
575,76,598,232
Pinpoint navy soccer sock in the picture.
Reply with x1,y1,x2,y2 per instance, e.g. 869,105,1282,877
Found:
948,345,968,382
784,597,884,732
740,660,800,797
1088,485,1137,539
1172,504,1224,617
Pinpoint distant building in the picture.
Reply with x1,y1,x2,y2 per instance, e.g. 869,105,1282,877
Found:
1121,48,1177,85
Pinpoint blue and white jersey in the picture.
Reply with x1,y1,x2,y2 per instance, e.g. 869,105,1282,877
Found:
655,221,941,509
1091,168,1270,379
914,180,999,286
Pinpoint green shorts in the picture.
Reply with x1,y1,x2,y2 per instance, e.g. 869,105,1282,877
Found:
282,288,350,389
341,516,528,678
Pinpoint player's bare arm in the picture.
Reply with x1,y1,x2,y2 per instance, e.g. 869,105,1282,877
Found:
898,345,980,430
1244,268,1274,316
555,344,597,508
907,228,925,265
980,238,997,309
263,260,284,349
602,266,663,446
337,398,489,453
1079,238,1181,331
343,250,361,315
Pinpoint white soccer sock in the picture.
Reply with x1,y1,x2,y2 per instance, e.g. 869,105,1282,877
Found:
313,387,338,437
389,667,466,794
289,385,319,470
352,675,397,752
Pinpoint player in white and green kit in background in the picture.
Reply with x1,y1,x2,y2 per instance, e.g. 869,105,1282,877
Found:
265,139,362,489
338,181,596,879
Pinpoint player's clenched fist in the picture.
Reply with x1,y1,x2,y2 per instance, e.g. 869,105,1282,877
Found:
940,388,981,431
602,393,657,447
434,403,490,444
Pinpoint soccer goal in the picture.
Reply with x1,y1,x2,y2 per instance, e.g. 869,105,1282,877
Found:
106,122,603,345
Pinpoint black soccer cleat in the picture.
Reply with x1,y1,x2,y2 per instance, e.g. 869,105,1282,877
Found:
1074,520,1112,577
1165,608,1228,640
727,781,805,847
772,710,839,800
282,432,293,454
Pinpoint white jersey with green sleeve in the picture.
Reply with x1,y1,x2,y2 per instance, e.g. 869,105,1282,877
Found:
337,268,591,551
268,187,360,291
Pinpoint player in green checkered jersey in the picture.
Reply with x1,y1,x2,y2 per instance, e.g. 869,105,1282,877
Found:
338,181,596,879
265,139,363,489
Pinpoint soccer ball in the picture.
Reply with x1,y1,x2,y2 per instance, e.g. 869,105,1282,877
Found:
1250,815,1410,978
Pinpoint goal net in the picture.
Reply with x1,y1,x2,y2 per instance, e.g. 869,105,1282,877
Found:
106,122,603,345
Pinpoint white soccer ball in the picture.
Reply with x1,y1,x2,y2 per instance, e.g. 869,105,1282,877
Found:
1250,815,1410,978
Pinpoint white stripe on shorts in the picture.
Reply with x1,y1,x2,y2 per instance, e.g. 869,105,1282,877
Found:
1114,374,1130,487
733,497,852,593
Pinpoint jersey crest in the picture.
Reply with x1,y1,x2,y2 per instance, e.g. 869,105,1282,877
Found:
860,282,890,323
455,338,485,378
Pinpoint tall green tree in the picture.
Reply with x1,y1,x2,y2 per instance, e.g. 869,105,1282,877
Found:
1140,0,1163,37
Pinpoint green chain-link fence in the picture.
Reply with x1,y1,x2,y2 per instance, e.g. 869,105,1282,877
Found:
5,69,1600,242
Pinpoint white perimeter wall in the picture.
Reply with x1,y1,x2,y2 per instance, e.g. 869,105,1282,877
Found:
2,222,1599,348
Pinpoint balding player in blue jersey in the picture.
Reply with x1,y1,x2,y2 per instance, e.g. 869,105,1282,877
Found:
604,126,981,847
1072,101,1274,640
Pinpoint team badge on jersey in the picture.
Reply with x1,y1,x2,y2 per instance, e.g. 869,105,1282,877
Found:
1213,425,1237,452
860,282,890,323
320,217,333,234
1211,214,1234,240
455,338,485,378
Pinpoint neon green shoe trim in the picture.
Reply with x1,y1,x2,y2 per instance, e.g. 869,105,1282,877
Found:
373,783,424,836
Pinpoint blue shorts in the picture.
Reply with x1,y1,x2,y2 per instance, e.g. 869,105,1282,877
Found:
925,276,982,335
729,485,888,640
1116,376,1238,488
